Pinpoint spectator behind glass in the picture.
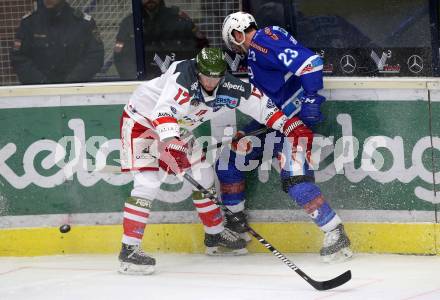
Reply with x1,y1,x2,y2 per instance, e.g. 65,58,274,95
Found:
254,2,373,48
114,0,209,80
11,0,104,85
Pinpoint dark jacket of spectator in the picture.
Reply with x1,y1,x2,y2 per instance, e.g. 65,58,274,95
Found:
11,1,104,84
114,0,209,80
254,2,373,49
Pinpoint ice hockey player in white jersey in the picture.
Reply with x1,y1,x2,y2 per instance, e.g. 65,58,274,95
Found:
118,47,312,275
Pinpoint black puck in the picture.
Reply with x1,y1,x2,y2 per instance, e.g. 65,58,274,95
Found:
59,224,71,233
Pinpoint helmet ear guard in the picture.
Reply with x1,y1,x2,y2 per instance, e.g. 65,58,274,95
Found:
222,12,257,51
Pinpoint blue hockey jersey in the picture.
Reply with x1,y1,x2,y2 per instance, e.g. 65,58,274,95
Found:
247,26,324,118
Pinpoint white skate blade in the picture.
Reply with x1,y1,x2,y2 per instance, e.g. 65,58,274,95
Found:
118,262,155,275
205,246,248,256
240,232,252,243
321,247,353,263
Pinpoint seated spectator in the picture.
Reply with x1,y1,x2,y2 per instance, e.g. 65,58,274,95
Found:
254,2,373,48
114,0,209,80
11,0,104,84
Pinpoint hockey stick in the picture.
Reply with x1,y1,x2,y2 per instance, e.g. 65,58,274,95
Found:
198,126,269,153
91,127,269,173
182,172,352,291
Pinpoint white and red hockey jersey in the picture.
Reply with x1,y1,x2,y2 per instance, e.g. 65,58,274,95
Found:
124,59,287,141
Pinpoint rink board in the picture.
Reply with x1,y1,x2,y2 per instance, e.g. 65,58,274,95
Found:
0,79,439,256
0,222,437,256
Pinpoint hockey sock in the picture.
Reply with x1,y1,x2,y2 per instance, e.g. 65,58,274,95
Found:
288,182,341,232
122,196,152,245
192,189,223,234
219,180,246,212
216,157,246,212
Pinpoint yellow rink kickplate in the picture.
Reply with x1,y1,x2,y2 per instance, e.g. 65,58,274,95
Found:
0,223,437,256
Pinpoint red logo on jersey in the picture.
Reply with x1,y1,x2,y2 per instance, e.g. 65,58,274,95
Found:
300,64,314,75
194,109,208,117
250,41,268,54
264,27,279,40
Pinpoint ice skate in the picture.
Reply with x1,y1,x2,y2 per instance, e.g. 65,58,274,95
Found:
118,243,156,275
320,224,353,263
205,228,248,256
224,211,252,242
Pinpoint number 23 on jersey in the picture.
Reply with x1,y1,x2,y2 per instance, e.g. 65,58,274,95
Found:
278,48,298,67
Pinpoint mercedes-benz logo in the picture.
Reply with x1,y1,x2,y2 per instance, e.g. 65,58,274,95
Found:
407,55,423,74
340,55,356,74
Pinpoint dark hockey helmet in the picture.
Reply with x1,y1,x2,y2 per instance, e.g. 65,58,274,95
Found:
196,48,227,77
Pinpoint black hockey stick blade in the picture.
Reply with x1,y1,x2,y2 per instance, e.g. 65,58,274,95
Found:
247,226,352,291
309,270,351,291
182,172,352,291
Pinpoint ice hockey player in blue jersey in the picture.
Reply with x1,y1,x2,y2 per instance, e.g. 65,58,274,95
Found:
217,12,352,262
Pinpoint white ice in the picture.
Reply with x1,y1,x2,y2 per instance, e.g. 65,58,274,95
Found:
1,253,439,300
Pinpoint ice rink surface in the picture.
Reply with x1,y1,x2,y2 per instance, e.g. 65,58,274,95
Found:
1,253,439,300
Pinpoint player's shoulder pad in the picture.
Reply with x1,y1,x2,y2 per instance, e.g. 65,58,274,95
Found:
249,33,270,55
252,27,287,54
262,27,281,41
272,26,298,43
271,26,289,37
219,73,252,98
261,26,298,45
174,59,198,92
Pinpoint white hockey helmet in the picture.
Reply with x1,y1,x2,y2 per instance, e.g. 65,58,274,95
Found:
222,12,257,51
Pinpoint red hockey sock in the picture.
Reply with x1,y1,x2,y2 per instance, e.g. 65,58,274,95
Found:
121,197,152,245
192,191,223,234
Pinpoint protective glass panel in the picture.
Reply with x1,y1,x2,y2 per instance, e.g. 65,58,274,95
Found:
1,0,36,86
294,0,432,76
247,0,433,77
1,0,133,85
133,0,239,80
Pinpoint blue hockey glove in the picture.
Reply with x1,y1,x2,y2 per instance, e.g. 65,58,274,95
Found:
298,92,326,127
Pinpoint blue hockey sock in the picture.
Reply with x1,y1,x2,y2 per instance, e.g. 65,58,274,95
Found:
288,182,339,230
216,160,246,211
